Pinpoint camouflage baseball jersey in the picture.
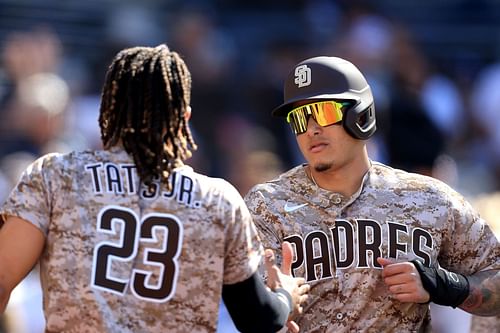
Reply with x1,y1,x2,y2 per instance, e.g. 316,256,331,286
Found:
1,146,262,333
245,161,500,333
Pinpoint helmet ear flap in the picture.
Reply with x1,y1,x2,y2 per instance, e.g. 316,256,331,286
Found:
343,102,377,140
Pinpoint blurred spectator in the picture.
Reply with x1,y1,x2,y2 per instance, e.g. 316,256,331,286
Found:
0,28,69,333
169,9,238,175
303,0,342,44
234,150,284,195
244,38,308,167
214,113,284,194
0,29,70,161
390,27,466,144
4,72,70,153
1,28,61,83
469,62,500,190
105,4,163,47
384,27,466,185
324,5,395,164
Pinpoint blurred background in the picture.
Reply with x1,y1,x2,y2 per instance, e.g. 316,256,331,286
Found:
0,0,499,332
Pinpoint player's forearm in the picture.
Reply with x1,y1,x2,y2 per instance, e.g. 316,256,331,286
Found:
222,272,291,333
459,269,500,316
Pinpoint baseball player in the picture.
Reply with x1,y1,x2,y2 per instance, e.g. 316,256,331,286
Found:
244,56,500,332
0,45,310,333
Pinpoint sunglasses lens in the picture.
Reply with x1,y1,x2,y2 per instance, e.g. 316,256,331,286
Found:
313,102,343,126
286,101,346,134
287,107,308,134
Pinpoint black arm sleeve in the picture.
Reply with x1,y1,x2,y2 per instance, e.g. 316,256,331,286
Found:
412,259,470,308
222,272,292,333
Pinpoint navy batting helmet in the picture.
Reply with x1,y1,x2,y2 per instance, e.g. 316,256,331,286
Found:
272,56,376,140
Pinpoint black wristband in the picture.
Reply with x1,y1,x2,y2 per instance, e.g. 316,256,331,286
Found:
274,287,293,315
411,260,470,308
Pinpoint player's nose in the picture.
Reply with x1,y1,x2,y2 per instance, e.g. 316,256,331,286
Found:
305,117,322,136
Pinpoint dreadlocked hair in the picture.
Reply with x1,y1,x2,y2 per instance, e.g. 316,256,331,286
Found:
99,44,197,188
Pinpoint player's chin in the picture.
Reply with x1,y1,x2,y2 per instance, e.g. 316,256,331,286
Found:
312,161,333,173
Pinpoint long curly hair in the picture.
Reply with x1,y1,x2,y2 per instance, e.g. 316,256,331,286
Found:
98,44,197,187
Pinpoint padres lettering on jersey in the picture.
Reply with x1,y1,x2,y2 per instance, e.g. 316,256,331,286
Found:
284,219,432,282
245,162,500,333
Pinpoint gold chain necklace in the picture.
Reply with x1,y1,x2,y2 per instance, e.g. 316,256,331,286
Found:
309,169,318,186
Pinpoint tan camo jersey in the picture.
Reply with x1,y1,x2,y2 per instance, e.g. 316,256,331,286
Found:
1,146,262,333
245,162,500,333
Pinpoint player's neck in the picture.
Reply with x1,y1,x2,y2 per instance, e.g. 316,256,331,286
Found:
308,152,371,197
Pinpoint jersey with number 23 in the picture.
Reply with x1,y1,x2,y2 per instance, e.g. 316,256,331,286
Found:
1,147,262,332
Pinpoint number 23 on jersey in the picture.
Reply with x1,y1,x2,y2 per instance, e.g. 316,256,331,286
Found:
91,205,184,302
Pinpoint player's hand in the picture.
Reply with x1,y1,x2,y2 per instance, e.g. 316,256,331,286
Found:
265,241,310,331
377,257,430,303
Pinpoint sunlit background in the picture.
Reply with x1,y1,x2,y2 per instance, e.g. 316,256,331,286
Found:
0,0,499,332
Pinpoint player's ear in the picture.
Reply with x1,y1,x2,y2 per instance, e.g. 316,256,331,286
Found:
184,106,192,122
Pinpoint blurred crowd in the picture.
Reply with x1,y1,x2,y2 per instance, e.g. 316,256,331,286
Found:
0,0,499,332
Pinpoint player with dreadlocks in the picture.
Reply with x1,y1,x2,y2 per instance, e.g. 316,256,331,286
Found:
0,44,309,332
99,45,197,188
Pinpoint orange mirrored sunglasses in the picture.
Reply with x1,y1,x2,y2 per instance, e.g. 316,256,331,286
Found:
286,101,352,135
